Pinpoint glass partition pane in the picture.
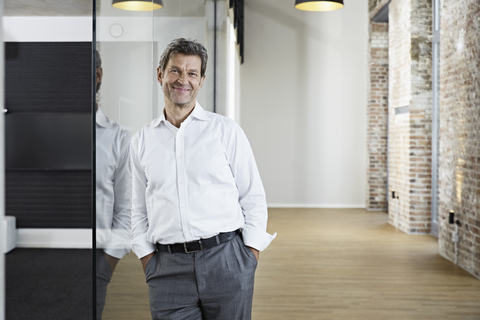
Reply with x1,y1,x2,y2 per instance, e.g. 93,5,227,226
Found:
95,0,211,318
95,1,153,319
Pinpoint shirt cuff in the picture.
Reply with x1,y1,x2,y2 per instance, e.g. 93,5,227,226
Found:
241,226,276,252
97,230,131,258
104,248,130,259
132,233,157,259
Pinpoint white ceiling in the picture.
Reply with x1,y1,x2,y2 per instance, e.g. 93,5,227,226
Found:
5,0,91,16
4,0,206,17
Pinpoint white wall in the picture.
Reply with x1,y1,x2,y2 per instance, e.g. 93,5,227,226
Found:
241,0,368,208
3,17,91,41
97,17,156,134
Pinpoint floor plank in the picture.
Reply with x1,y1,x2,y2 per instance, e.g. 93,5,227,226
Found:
102,208,480,320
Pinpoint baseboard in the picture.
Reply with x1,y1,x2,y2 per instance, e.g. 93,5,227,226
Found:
439,251,480,280
3,216,16,253
16,229,92,249
366,208,388,212
267,203,366,209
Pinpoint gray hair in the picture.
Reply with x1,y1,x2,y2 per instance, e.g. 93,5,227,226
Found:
95,50,102,93
159,38,208,78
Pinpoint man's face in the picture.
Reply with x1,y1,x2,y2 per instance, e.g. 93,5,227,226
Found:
158,53,205,109
96,67,103,93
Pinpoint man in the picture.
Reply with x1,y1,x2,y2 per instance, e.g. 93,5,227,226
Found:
130,38,275,320
95,50,132,319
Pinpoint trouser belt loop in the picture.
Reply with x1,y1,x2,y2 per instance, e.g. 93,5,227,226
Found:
215,235,220,245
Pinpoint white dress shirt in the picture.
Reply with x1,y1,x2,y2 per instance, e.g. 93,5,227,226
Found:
96,108,132,259
130,103,276,259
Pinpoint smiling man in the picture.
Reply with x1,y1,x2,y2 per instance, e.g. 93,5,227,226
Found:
130,38,276,320
159,53,202,112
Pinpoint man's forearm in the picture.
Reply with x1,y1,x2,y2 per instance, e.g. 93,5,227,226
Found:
104,253,120,272
247,247,259,262
140,252,156,271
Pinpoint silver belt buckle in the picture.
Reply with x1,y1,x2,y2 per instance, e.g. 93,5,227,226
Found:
183,240,202,253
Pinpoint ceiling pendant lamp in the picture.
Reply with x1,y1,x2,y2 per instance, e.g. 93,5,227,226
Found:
295,0,344,12
112,0,163,11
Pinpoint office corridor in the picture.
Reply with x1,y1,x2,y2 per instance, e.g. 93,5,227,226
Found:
104,208,480,320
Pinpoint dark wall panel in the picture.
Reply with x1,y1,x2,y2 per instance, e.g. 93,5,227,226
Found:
5,42,91,113
6,171,92,229
5,42,92,228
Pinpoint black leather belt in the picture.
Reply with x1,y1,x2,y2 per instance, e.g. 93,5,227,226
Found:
156,230,241,254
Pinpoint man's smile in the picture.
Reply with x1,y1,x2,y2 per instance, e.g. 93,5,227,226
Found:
173,86,191,93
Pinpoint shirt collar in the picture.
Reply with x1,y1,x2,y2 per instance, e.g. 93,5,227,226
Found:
190,102,210,121
152,101,210,127
96,107,112,128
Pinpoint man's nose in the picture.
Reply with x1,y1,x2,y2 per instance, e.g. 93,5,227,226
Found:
177,72,186,83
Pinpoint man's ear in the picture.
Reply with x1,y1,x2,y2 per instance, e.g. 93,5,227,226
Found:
96,67,103,84
157,67,163,86
199,74,206,88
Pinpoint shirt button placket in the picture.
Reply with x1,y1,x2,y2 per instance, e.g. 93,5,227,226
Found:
175,127,191,240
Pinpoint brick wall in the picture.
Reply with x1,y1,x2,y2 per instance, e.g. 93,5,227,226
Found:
438,0,480,278
369,0,479,277
367,22,388,211
387,0,412,233
386,0,432,234
408,0,432,233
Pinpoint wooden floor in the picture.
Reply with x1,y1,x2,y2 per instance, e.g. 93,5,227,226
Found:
103,208,480,320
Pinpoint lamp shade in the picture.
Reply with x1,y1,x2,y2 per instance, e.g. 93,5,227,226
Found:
295,0,344,11
112,0,163,11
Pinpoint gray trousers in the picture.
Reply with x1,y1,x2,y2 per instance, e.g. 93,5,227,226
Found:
144,234,258,320
96,250,113,320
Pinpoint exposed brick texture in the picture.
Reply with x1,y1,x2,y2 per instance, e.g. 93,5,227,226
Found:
438,0,480,278
387,0,412,233
386,0,432,234
368,0,479,278
367,22,388,211
408,0,433,233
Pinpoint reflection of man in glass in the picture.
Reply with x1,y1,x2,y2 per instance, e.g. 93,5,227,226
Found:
130,38,276,320
95,50,132,319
